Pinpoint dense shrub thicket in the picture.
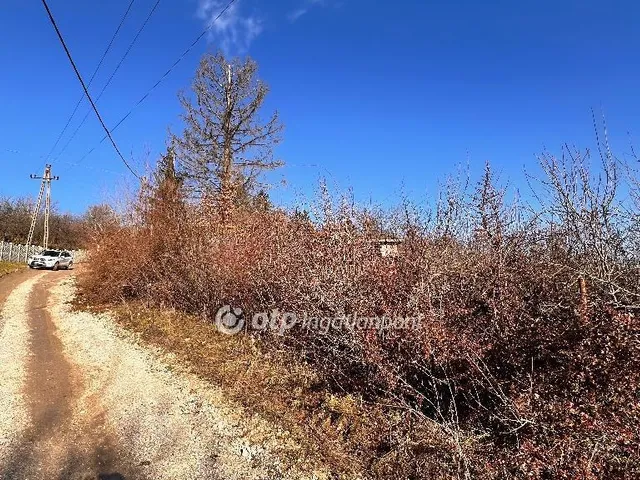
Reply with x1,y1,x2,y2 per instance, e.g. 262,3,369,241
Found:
80,150,640,478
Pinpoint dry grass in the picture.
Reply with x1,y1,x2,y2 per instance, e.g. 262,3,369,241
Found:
72,290,460,478
0,262,25,279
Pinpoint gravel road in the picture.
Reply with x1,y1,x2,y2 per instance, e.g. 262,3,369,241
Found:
0,271,325,480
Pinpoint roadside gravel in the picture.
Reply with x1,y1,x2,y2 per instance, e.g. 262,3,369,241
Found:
48,276,325,480
0,274,44,467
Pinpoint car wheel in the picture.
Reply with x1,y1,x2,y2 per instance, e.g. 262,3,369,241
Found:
66,261,73,270
52,262,59,272
28,264,34,269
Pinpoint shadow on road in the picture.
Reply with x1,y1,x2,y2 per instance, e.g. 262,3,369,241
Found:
0,273,142,480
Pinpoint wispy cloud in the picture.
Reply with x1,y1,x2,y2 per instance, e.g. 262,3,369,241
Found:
197,0,263,54
288,0,327,23
288,8,308,22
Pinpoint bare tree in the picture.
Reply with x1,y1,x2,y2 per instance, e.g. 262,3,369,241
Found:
536,145,636,305
172,51,283,217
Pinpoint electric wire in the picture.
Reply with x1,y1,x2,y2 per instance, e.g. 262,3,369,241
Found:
53,0,162,163
41,0,141,179
44,0,137,161
65,0,238,172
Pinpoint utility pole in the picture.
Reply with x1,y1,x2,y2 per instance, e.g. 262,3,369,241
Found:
26,164,60,259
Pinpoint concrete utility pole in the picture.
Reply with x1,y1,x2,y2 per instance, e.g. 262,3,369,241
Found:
26,164,60,258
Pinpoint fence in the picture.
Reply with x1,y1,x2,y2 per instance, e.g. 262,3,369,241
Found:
0,242,83,263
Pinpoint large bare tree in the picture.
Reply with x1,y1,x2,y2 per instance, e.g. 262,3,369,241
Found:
172,52,283,216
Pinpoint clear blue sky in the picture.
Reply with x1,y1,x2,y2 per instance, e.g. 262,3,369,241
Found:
1,0,638,214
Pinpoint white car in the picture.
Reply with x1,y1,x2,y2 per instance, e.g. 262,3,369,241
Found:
28,250,74,271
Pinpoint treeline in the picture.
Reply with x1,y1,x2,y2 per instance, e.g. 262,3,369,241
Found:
0,196,104,250
78,51,640,478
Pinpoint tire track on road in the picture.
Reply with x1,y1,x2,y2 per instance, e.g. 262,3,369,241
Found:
1,272,144,479
0,272,44,475
2,270,330,479
48,276,322,480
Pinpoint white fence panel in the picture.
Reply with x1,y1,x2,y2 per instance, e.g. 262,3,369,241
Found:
0,242,84,263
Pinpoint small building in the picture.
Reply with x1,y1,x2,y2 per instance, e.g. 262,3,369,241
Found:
376,238,403,258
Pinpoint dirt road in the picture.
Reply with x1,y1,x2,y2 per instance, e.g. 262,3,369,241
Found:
0,270,322,480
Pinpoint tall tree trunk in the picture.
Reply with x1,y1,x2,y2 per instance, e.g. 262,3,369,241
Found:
220,64,234,222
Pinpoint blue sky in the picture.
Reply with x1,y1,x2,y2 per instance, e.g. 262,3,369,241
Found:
1,0,638,214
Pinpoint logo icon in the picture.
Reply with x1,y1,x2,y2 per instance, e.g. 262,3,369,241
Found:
214,305,245,335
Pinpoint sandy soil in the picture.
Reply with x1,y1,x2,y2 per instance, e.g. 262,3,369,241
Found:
0,271,327,480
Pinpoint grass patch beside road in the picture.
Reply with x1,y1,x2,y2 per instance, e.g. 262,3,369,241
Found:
72,292,454,478
104,303,373,477
0,261,25,278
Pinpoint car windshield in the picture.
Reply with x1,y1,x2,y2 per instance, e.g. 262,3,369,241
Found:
41,250,59,257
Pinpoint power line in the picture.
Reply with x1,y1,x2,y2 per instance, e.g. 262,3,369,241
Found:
41,0,141,179
52,0,161,163
95,0,163,103
45,0,137,162
65,0,238,172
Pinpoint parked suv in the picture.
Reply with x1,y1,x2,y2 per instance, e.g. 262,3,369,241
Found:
28,250,74,271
